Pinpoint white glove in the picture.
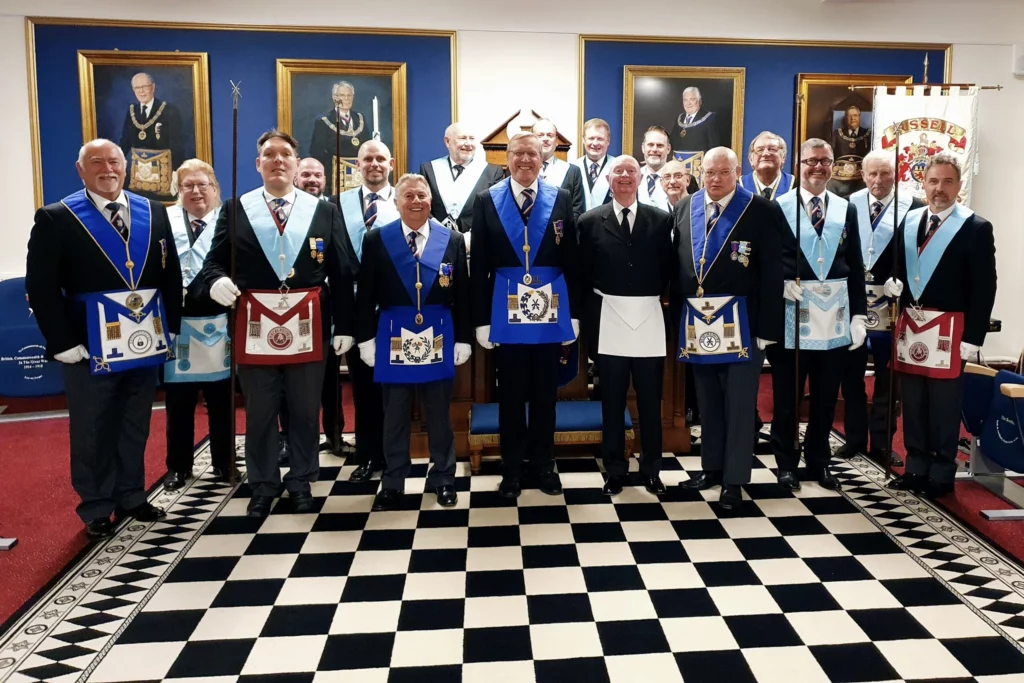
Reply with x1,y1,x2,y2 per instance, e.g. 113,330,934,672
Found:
358,339,375,367
849,315,867,350
475,325,494,350
54,345,89,364
756,338,775,351
883,277,904,298
169,332,177,344
783,281,804,302
333,335,354,355
455,342,472,365
210,277,240,306
563,319,580,346
960,341,980,362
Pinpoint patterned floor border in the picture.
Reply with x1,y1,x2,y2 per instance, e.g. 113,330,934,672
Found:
2,430,1024,681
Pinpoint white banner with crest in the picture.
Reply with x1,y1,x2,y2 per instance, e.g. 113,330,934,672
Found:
872,85,980,207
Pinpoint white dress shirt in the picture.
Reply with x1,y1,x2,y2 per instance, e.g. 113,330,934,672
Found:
705,189,736,213
752,173,782,198
612,199,639,232
510,178,540,210
363,184,393,210
799,187,828,216
402,221,431,257
928,204,956,224
87,189,131,229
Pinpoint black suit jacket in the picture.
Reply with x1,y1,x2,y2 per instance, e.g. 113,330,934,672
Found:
26,194,183,358
356,224,470,345
894,210,997,346
670,108,719,153
546,161,586,223
672,193,785,341
118,99,185,171
578,202,674,350
468,181,581,328
310,109,367,170
774,192,868,318
201,193,358,338
419,158,505,233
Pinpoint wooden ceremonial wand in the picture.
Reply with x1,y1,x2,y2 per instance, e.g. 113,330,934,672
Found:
228,80,241,486
882,117,903,482
792,92,804,458
333,111,343,457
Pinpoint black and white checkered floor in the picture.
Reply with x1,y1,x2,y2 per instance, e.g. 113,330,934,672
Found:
4,429,1024,683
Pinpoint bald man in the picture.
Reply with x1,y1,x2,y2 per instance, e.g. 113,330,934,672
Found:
533,118,585,221
579,155,674,496
420,122,505,241
118,72,184,202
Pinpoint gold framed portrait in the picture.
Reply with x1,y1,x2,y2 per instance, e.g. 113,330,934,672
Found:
277,59,408,195
78,50,211,204
623,65,745,183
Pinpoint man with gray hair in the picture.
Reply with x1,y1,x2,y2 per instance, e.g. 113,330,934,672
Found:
674,147,784,509
837,149,924,466
420,122,504,242
355,173,471,510
638,126,672,211
310,81,368,192
26,138,182,538
884,153,996,499
469,131,581,498
579,155,674,495
740,131,794,200
671,86,720,155
769,138,866,493
118,72,184,202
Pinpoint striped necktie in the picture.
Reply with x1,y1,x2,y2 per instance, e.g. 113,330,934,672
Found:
588,162,599,184
809,197,824,236
106,202,129,241
870,201,883,224
707,202,721,235
520,188,535,219
364,192,379,228
270,198,288,233
191,218,205,239
647,173,658,196
761,187,773,200
408,231,419,256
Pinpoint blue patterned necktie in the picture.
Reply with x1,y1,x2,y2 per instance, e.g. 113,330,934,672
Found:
647,173,658,196
809,197,824,236
588,162,599,184
106,202,129,241
870,200,883,224
707,202,721,235
270,197,288,232
408,230,419,256
520,188,535,218
364,192,379,229
191,218,205,239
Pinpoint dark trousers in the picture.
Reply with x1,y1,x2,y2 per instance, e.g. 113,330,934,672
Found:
767,345,845,473
165,378,232,474
238,359,326,497
348,346,384,468
598,354,663,477
279,346,341,440
62,363,157,523
692,347,765,485
841,335,895,451
496,343,562,477
381,380,456,490
902,369,964,484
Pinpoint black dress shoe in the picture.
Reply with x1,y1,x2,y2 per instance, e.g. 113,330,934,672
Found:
339,441,357,456
817,470,841,491
349,462,379,483
436,485,457,507
869,447,904,468
538,471,563,496
719,484,743,510
642,474,667,495
372,488,403,511
247,495,274,518
680,470,723,491
85,518,114,540
887,473,927,494
835,442,866,459
498,476,521,499
290,491,315,513
209,466,228,482
922,480,955,499
163,470,190,491
777,470,802,492
602,474,628,496
319,439,334,453
116,502,166,523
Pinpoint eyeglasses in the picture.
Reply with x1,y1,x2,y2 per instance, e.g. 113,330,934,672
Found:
661,172,690,181
703,170,734,179
800,158,834,167
182,182,212,192
753,146,781,155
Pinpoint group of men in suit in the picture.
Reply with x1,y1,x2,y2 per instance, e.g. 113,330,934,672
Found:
26,115,996,536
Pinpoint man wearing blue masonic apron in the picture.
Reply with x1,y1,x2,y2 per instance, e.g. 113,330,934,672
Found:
333,140,400,483
674,147,784,510
469,132,581,499
203,129,357,519
355,173,471,511
26,138,182,539
769,139,867,493
884,154,997,498
838,151,923,466
162,159,232,490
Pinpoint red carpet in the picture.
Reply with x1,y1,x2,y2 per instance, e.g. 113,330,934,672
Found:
0,387,355,629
